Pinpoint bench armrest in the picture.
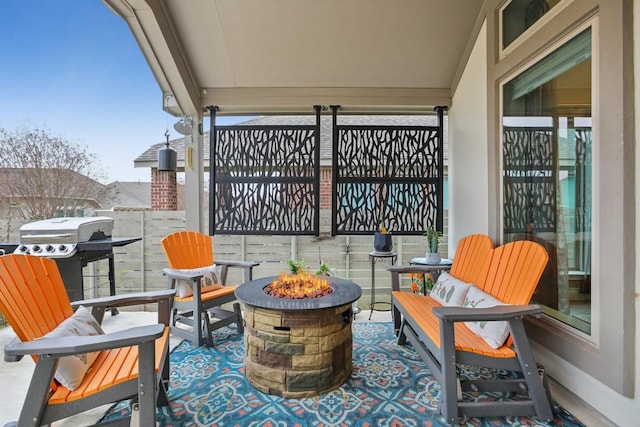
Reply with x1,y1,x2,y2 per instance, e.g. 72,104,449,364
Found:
387,264,448,274
432,304,542,322
4,324,165,358
387,264,451,292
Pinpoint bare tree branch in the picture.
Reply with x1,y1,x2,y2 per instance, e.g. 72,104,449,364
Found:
0,127,108,219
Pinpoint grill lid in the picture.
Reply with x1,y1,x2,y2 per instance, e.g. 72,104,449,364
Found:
16,217,114,258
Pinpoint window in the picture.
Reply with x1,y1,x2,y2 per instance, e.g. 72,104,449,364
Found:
502,27,592,334
501,0,563,49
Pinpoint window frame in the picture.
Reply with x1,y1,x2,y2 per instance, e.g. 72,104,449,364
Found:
498,0,574,60
499,21,596,342
493,0,635,397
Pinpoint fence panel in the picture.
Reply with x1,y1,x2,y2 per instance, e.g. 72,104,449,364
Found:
1,210,448,313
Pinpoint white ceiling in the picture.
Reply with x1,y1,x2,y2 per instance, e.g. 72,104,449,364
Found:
104,0,484,116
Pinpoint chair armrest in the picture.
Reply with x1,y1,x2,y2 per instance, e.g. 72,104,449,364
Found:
72,289,175,325
4,337,24,362
215,259,260,268
162,267,203,281
215,259,260,282
72,289,176,310
432,304,542,322
4,324,165,358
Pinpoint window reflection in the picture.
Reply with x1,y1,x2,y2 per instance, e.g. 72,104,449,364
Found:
502,28,592,334
502,0,562,49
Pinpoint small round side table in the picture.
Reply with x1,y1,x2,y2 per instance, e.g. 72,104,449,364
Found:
368,251,398,320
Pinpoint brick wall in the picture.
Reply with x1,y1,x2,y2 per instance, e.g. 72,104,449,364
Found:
319,168,332,210
151,168,177,210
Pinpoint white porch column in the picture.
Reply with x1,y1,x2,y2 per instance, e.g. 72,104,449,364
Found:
184,113,205,232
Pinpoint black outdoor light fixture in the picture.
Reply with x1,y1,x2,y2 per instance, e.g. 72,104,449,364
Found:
158,129,177,171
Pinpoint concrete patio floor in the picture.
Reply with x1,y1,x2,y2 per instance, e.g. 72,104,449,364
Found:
0,309,611,426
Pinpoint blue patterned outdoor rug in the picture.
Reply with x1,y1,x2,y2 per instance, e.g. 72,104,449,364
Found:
99,322,584,426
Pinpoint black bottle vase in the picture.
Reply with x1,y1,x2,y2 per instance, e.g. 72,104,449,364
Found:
373,232,393,252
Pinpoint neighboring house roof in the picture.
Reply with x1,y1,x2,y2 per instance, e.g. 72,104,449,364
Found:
0,170,155,212
134,115,447,169
101,181,152,209
0,168,103,203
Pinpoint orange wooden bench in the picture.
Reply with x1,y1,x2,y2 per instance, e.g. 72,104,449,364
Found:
389,236,555,424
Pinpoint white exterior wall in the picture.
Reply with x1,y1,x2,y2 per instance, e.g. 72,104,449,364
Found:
530,1,640,424
448,5,639,425
532,3,640,425
448,22,490,255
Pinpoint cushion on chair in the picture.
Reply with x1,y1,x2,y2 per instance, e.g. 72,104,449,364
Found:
462,286,510,349
429,271,472,306
41,305,105,390
176,264,223,298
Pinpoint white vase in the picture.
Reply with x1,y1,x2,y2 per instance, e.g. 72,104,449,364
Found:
425,252,441,265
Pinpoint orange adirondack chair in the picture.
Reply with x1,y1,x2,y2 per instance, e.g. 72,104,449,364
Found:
0,254,174,426
161,231,259,347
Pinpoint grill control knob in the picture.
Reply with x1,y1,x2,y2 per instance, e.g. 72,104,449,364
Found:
45,245,54,252
58,244,68,252
18,245,29,253
32,245,42,253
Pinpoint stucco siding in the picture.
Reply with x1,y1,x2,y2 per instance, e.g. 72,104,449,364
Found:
448,21,490,254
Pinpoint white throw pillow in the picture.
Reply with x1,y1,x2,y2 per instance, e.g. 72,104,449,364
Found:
176,264,223,298
429,271,472,306
462,286,510,349
41,306,104,390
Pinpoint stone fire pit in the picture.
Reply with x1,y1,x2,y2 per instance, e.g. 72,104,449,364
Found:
235,275,361,398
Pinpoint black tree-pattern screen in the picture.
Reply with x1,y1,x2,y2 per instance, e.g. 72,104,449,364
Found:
209,108,320,235
332,108,445,235
574,127,591,233
503,127,556,233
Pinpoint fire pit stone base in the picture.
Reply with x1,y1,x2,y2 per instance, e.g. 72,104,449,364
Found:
242,302,354,398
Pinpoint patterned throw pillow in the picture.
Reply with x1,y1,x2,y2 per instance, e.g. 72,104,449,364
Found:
176,264,223,298
41,305,105,390
429,271,472,306
462,286,510,349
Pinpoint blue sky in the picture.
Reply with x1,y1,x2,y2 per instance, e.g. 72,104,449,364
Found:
0,1,239,183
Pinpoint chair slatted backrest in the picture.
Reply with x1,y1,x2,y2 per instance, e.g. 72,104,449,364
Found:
475,240,549,305
161,231,214,269
448,234,494,284
0,255,72,343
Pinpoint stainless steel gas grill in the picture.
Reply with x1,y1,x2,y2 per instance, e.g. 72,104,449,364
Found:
8,217,140,303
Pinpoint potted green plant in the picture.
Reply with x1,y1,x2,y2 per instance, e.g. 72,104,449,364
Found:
316,262,339,277
423,226,442,264
287,259,307,274
288,259,338,277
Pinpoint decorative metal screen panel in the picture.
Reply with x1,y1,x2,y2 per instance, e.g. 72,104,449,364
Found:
575,127,592,233
332,107,445,235
503,127,556,233
209,107,320,235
